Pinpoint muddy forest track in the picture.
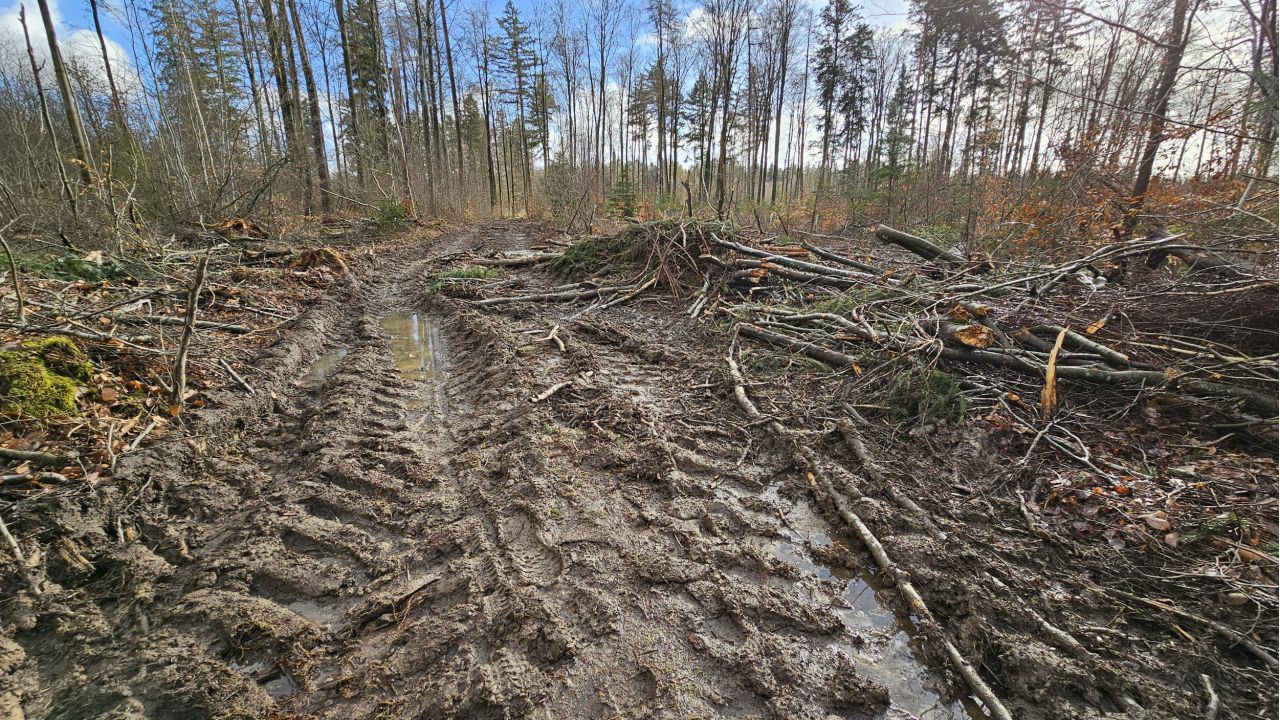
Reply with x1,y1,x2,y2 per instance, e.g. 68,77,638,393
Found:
9,221,1269,720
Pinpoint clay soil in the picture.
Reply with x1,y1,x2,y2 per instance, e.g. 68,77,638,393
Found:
2,222,1275,720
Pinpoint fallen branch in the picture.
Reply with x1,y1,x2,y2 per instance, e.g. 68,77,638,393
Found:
725,340,1014,720
874,224,964,265
170,250,211,409
473,252,562,267
0,446,75,466
473,284,631,306
220,358,256,395
1104,587,1277,668
532,381,573,403
117,315,252,334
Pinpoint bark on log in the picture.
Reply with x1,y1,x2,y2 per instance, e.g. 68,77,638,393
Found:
711,237,877,280
874,225,964,265
728,263,860,290
800,242,882,274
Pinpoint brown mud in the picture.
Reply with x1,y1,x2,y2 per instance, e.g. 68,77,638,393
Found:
2,222,1274,719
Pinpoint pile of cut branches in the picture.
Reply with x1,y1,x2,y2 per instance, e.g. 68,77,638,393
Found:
467,219,1277,432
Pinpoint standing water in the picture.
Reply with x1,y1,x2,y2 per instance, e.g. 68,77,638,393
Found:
380,312,448,416
724,483,989,719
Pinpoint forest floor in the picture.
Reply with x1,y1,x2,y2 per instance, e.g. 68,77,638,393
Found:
1,221,1276,720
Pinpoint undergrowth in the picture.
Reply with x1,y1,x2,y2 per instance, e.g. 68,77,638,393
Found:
427,266,501,296
374,198,413,233
882,361,968,425
547,234,645,278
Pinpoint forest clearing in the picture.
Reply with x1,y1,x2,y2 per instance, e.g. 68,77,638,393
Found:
0,0,1276,716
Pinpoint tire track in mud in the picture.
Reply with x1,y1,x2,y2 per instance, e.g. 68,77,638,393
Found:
9,223,977,720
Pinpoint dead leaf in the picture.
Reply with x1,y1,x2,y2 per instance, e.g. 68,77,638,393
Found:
1144,512,1171,531
1164,532,1180,547
100,388,119,403
1223,592,1249,606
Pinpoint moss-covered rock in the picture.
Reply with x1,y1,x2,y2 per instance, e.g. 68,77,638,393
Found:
0,336,93,417
21,336,93,382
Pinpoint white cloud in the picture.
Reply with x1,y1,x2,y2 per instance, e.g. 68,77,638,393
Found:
0,0,141,97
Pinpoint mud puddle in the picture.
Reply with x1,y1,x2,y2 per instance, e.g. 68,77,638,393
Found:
301,347,349,385
728,483,986,719
380,312,448,416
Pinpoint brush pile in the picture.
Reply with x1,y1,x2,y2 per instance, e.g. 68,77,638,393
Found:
467,219,1278,437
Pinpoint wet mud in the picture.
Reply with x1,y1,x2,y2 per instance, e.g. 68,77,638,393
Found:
3,222,1271,720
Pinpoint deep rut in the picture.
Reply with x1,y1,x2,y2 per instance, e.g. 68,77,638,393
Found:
10,223,974,720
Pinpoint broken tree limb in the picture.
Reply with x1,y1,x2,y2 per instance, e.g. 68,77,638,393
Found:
874,225,964,265
725,342,1014,720
739,323,864,370
799,242,882,274
473,252,562,267
1032,325,1128,366
117,315,252,334
170,250,211,409
0,511,41,595
532,381,573,403
219,358,256,395
740,320,1278,416
727,260,862,290
473,284,632,306
711,236,877,280
1041,328,1068,419
1104,587,1277,668
1143,228,1252,279
0,446,75,466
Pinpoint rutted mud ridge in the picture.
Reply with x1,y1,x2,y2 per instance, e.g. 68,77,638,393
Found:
6,222,1262,720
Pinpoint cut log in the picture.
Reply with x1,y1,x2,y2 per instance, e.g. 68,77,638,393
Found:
874,225,964,265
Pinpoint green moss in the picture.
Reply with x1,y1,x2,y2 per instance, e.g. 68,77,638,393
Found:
0,352,79,417
0,336,92,417
22,336,93,382
427,266,501,296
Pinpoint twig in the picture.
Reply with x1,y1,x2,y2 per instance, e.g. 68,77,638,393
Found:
0,217,25,324
531,381,573,403
127,420,158,452
1200,674,1220,720
0,511,40,595
725,337,1014,720
0,446,74,466
1104,587,1278,668
170,249,212,409
219,358,256,395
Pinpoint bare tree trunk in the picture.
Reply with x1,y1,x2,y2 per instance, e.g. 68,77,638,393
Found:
19,5,77,217
34,0,94,184
1124,0,1193,236
287,0,332,214
90,0,132,145
438,0,465,198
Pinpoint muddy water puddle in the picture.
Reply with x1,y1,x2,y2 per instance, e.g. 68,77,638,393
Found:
380,312,448,417
301,348,349,385
725,483,987,719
